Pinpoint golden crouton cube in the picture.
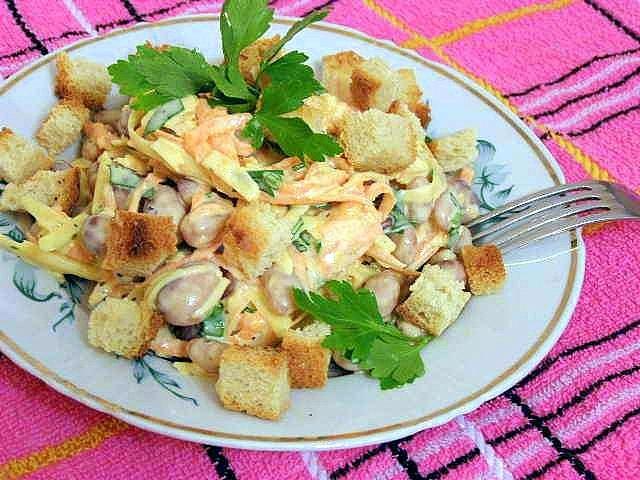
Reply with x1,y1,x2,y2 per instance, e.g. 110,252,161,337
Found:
322,51,364,105
396,69,430,127
221,202,292,278
88,298,163,358
460,245,507,295
350,58,401,113
36,99,90,154
0,128,54,184
102,211,177,277
0,167,80,214
55,52,111,109
239,35,281,84
215,346,290,420
286,93,351,135
429,128,478,172
340,109,417,173
397,264,471,336
282,323,331,388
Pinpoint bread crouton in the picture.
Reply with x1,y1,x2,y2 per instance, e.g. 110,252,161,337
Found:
0,128,54,184
36,99,90,154
102,211,177,277
88,298,163,358
282,323,331,388
215,345,290,420
460,245,506,295
0,167,80,214
221,202,292,279
397,264,470,336
322,51,364,105
351,58,401,113
239,35,281,84
396,69,430,127
429,129,478,172
55,52,111,109
340,109,416,173
286,93,351,135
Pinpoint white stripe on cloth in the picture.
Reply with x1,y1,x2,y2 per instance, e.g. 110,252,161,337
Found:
519,55,640,112
504,437,548,470
455,415,514,480
546,82,640,130
279,0,318,16
182,2,224,15
61,0,98,37
556,382,640,440
473,404,520,429
528,340,640,408
300,451,329,480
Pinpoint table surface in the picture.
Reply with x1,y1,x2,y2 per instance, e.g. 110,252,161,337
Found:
0,1,639,479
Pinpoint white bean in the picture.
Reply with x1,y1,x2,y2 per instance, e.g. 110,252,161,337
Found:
180,202,230,249
157,271,221,326
397,319,426,338
81,214,110,256
439,259,467,284
450,226,472,253
143,185,186,227
390,226,417,264
263,269,301,315
405,176,434,223
187,338,228,373
364,270,402,317
176,178,203,205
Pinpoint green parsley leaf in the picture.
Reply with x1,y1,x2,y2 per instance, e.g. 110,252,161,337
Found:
261,9,329,66
261,52,324,96
254,114,342,162
248,169,284,197
291,217,321,253
108,45,217,111
202,304,226,338
293,281,432,389
448,192,464,247
384,189,413,234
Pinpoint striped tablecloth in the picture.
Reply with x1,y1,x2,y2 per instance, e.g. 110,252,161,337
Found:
1,1,639,479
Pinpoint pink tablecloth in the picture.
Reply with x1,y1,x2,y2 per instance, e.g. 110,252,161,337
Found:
1,0,639,478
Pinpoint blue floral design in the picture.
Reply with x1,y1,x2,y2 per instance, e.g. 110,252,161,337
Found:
132,353,199,406
473,140,514,211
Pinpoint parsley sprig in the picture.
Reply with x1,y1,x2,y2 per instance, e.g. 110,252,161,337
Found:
108,0,339,161
248,169,284,197
294,281,432,389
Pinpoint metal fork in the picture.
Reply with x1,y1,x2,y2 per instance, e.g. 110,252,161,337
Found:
466,181,640,253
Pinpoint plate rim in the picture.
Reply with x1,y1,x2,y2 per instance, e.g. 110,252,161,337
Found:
0,14,586,451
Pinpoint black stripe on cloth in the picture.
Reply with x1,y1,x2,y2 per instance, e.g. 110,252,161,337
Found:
423,448,481,480
5,0,48,55
505,47,640,98
563,103,640,137
0,30,87,61
531,64,640,120
517,318,640,389
330,435,414,479
388,442,423,480
583,0,640,43
96,0,206,30
203,445,237,480
523,405,640,480
120,0,144,22
505,391,597,480
300,0,338,16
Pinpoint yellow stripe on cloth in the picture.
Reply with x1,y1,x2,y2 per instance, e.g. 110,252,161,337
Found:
405,0,575,49
0,418,129,479
548,131,615,181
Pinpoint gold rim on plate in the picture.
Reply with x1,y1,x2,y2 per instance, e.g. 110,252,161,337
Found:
0,15,580,445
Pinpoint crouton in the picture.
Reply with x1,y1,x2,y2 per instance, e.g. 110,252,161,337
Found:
460,245,506,295
397,264,470,336
88,298,163,358
396,69,430,127
55,52,111,109
215,345,290,420
0,167,80,214
36,99,90,154
282,323,331,388
322,51,364,105
0,128,54,184
221,202,292,278
340,109,416,173
286,93,351,135
239,35,281,84
429,129,478,172
351,58,401,113
102,211,177,277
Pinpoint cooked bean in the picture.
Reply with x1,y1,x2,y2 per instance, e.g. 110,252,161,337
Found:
429,248,457,264
405,176,434,223
263,269,301,315
439,259,467,284
143,184,186,227
397,319,426,338
156,271,221,326
434,190,456,230
94,107,130,136
390,226,417,264
176,178,203,205
81,214,110,256
450,226,472,253
333,351,361,372
364,270,402,317
187,338,228,373
180,203,230,249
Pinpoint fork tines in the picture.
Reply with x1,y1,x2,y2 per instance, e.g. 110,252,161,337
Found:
467,180,639,253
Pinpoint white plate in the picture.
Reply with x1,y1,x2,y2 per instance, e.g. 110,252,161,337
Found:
0,15,585,451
